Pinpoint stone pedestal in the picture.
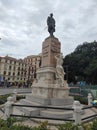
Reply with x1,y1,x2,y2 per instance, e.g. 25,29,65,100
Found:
36,67,56,84
31,36,73,102
32,84,69,99
42,36,61,67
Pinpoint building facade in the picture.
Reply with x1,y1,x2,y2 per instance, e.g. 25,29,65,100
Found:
0,54,42,87
23,54,41,80
0,56,29,87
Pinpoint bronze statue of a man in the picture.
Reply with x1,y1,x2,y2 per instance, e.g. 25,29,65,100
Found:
47,13,55,37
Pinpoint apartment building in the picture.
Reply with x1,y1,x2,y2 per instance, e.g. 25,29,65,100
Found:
23,54,41,79
0,54,42,87
0,55,29,86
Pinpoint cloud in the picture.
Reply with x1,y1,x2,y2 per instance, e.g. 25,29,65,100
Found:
0,0,97,58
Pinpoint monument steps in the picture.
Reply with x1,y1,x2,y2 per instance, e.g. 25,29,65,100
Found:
45,105,73,112
26,94,51,105
14,97,75,119
13,107,24,115
40,109,73,119
19,99,42,106
14,102,40,116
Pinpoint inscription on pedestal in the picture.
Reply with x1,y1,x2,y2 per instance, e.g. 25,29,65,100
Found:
42,37,61,67
51,43,60,53
43,45,49,57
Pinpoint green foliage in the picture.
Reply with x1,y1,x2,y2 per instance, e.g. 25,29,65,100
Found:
16,95,25,101
0,117,17,128
63,41,97,84
0,118,50,130
57,122,80,130
1,117,97,130
83,118,97,130
74,95,88,105
83,123,92,130
0,94,10,104
5,117,17,127
0,94,25,105
0,118,7,127
91,118,97,130
10,124,33,130
33,121,50,130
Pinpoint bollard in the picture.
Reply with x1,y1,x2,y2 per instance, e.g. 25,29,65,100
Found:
73,100,82,125
88,93,93,106
4,96,14,120
12,89,17,102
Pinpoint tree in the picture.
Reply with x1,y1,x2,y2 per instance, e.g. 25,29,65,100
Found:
63,41,97,84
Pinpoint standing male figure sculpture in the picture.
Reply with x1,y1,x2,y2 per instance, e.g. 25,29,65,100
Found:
47,13,55,37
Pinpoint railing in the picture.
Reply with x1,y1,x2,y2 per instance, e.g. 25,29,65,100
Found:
0,104,5,113
81,105,97,122
2,91,97,125
10,104,97,122
10,104,74,122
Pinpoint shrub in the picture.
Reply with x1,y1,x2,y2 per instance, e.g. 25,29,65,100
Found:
91,118,97,130
10,124,34,130
32,121,50,130
0,118,50,130
16,95,25,101
83,122,92,130
57,122,80,130
74,95,88,105
0,94,11,104
0,117,17,128
0,94,25,105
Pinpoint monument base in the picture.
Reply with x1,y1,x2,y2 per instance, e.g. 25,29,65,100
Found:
26,94,73,106
15,93,74,119
32,66,69,98
32,85,70,99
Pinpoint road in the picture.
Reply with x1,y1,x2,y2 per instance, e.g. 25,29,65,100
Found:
0,88,32,95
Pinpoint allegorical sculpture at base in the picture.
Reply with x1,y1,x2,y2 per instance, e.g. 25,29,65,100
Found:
55,53,65,87
47,13,55,37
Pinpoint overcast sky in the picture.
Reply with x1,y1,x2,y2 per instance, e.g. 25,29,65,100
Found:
0,0,97,59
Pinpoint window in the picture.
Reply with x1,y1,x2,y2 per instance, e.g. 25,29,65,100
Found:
3,77,5,80
8,78,10,80
18,72,20,75
14,66,15,70
18,67,20,70
10,60,12,64
5,59,7,63
9,66,11,70
3,71,6,75
8,72,11,76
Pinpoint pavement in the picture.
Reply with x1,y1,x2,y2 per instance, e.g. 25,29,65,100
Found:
0,88,32,95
